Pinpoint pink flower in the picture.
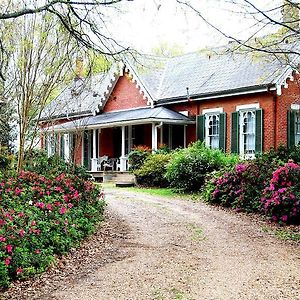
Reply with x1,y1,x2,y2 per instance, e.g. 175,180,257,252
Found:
16,267,23,275
19,229,25,237
0,236,6,242
4,257,11,266
59,207,67,215
31,220,36,226
0,219,5,226
18,212,25,217
281,215,288,222
15,187,22,196
35,202,45,209
46,203,53,211
63,195,69,202
67,203,73,208
35,249,41,254
54,186,63,193
6,244,13,253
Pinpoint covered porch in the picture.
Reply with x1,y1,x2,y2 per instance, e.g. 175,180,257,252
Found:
51,107,195,172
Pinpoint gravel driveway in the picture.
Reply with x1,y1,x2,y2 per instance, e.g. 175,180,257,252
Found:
2,187,300,300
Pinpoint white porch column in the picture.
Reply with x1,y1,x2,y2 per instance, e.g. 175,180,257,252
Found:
91,129,97,172
119,125,126,171
160,124,163,146
183,125,187,148
152,123,158,152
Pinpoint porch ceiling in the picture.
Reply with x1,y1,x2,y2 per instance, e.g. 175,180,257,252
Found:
49,107,195,132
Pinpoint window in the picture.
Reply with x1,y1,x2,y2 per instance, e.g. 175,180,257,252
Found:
240,110,256,155
196,109,226,151
295,113,300,145
206,114,220,149
287,109,300,147
231,105,263,157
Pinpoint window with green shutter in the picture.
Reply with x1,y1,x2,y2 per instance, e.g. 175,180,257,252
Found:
232,107,264,157
231,111,239,154
196,115,205,142
255,108,263,153
219,112,226,151
197,111,226,150
287,109,300,148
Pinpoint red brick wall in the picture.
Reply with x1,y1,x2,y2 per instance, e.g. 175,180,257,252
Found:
169,92,276,152
103,74,148,113
276,75,300,147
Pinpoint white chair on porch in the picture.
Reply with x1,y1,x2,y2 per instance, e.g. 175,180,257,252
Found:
96,156,108,171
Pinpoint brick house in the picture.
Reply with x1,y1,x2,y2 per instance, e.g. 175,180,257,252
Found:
40,50,300,172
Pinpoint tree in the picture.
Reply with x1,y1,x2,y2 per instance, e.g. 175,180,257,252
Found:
176,0,300,69
0,0,134,81
2,9,82,172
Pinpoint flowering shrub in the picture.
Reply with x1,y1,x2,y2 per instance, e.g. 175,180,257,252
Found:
205,158,280,213
0,170,104,288
262,162,300,224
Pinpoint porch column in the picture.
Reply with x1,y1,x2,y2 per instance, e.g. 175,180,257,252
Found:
152,123,158,152
120,125,126,171
183,125,187,148
160,124,163,146
91,128,97,172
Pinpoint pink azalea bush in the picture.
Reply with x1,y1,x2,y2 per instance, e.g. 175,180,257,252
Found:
204,159,278,213
262,162,300,224
0,170,104,288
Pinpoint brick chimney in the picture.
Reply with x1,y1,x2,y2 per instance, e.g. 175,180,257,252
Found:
281,0,299,31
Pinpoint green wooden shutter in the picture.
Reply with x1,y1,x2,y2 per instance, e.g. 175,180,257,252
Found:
287,110,296,148
231,111,239,154
255,108,263,153
219,112,226,151
196,115,205,142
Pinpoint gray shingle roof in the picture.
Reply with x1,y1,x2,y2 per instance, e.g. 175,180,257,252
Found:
139,51,289,102
52,107,194,131
42,48,295,120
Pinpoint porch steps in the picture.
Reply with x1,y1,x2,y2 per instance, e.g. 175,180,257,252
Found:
91,171,135,185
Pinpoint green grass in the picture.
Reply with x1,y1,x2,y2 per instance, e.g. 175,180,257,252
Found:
262,226,300,242
186,223,206,241
122,186,177,197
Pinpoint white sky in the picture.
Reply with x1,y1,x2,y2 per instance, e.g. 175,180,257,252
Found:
106,0,282,55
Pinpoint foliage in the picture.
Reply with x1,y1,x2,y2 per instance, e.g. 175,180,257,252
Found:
165,141,238,192
134,153,172,187
23,149,92,180
128,146,151,172
262,162,300,224
0,147,14,171
204,158,281,212
0,170,104,288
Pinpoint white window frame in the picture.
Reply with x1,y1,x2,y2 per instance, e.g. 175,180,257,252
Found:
236,103,259,159
291,104,300,145
202,108,223,149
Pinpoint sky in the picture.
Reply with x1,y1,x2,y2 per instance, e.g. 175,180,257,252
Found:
105,0,282,55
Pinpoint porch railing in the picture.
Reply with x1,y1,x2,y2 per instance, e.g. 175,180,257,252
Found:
90,156,129,172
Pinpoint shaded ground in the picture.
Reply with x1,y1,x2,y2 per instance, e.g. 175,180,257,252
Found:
2,187,300,300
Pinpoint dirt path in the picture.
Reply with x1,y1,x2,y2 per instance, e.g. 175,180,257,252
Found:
2,187,300,300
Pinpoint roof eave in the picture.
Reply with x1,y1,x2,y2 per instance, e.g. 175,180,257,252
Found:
39,111,93,123
155,84,276,106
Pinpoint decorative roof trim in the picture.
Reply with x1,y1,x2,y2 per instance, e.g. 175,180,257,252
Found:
123,60,155,108
274,66,298,96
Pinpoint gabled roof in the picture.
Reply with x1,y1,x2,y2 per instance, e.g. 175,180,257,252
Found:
50,107,194,132
41,47,297,120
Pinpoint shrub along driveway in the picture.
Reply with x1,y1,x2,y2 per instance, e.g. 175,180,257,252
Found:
3,187,300,299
